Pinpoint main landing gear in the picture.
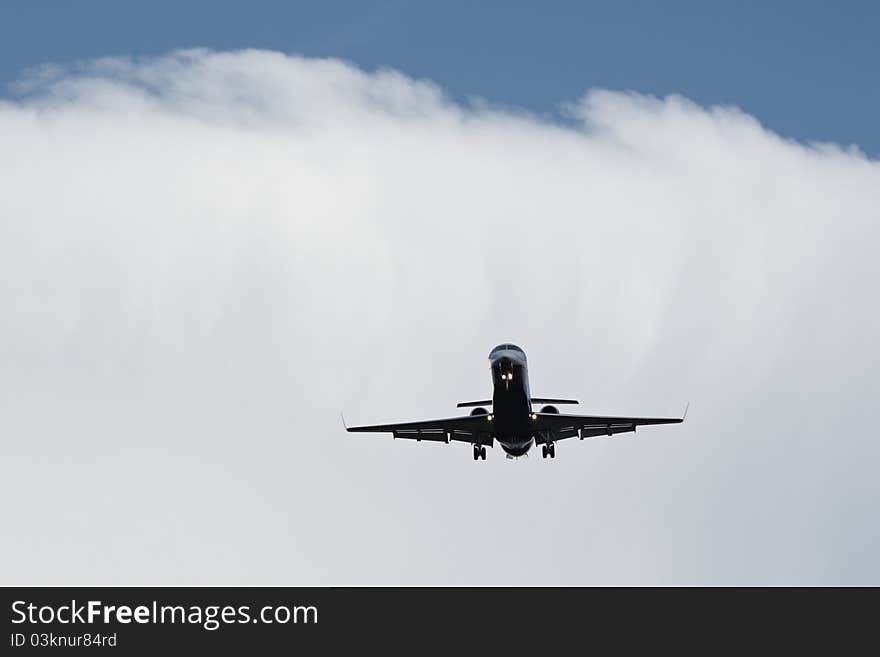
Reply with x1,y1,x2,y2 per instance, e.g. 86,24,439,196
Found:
473,444,487,460
542,442,556,459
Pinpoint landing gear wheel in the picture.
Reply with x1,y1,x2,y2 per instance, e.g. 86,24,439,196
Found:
473,445,480,460
480,446,487,460
549,443,556,458
542,445,549,459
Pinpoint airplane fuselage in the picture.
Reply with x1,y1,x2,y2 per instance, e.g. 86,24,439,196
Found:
489,344,534,456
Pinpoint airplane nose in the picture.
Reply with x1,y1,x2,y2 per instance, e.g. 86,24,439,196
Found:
494,356,516,380
488,347,526,374
495,355,517,370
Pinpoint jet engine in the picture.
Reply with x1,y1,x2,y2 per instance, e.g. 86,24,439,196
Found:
470,407,488,416
540,405,559,414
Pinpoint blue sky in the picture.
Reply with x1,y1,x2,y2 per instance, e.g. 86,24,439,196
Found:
2,0,879,156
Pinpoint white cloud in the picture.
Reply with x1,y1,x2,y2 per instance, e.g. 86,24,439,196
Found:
1,49,878,584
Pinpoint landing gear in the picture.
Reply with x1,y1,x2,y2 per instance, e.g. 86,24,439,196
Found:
473,445,487,460
542,443,556,459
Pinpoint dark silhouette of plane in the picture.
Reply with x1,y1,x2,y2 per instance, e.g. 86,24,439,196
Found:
345,343,686,460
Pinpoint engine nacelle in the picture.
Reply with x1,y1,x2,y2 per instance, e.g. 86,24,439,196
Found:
470,407,488,416
540,405,559,414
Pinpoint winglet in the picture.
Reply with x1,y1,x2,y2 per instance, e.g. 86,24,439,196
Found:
340,412,348,430
682,402,690,421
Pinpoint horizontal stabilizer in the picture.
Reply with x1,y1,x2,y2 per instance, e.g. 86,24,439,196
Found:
531,398,579,405
456,400,492,408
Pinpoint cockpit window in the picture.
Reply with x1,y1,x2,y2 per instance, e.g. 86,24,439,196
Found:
489,343,525,356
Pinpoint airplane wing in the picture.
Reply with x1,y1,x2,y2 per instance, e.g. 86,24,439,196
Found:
344,414,495,447
533,411,684,443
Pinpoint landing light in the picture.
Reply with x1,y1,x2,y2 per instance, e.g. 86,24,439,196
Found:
530,413,537,420
487,414,493,421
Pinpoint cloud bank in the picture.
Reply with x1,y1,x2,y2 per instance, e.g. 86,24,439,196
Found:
1,49,878,584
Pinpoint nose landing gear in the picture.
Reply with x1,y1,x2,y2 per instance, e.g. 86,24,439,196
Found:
473,444,487,460
541,443,556,459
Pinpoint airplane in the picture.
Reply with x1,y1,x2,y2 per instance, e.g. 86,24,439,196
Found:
344,343,686,460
